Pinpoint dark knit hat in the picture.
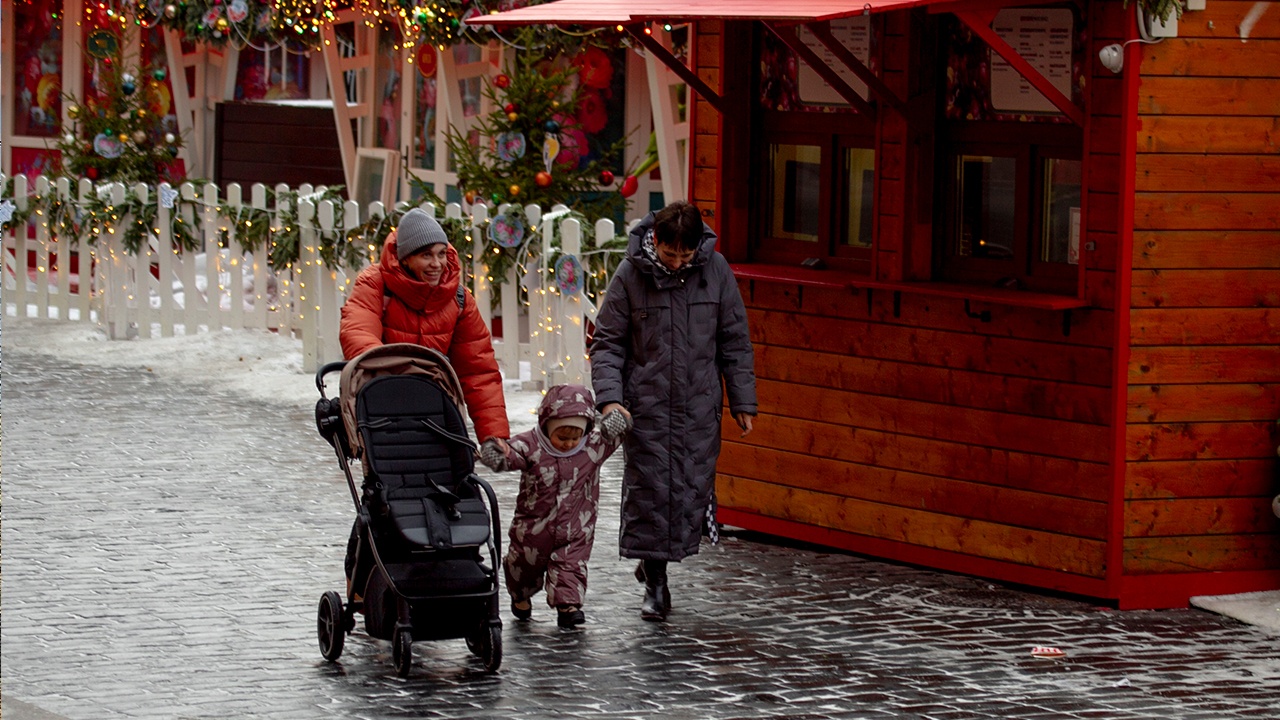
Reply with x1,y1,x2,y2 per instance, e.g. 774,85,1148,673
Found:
396,208,450,261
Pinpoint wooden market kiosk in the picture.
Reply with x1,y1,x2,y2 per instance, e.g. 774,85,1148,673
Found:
486,0,1280,609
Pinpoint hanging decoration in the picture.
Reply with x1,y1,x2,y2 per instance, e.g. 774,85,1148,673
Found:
555,254,583,295
489,211,525,249
446,53,628,226
56,25,186,185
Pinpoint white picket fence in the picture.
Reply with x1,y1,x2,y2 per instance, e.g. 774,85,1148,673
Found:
1,173,625,387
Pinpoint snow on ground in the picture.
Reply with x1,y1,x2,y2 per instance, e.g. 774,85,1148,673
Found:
1,314,544,435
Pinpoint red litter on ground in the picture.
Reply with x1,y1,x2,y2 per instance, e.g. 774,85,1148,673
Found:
1030,646,1067,658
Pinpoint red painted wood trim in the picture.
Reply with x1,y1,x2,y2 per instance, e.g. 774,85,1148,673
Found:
1118,571,1280,610
629,25,727,114
1106,6,1142,600
730,263,1089,310
764,22,877,118
805,22,906,115
953,9,1086,127
717,506,1112,600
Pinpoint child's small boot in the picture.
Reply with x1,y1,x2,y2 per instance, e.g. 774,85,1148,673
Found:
639,559,670,621
511,598,532,621
557,605,585,628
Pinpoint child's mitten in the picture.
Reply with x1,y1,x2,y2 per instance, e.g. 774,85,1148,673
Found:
479,438,506,470
599,408,632,440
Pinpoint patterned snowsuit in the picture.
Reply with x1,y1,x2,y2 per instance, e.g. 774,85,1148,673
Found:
489,384,628,609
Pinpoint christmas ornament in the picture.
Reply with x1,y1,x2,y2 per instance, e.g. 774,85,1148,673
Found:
0,200,15,225
507,112,519,122
104,128,115,137
490,193,503,204
488,212,525,248
509,184,521,197
541,133,560,175
164,3,177,18
68,104,82,120
133,130,147,143
416,44,438,79
86,30,120,60
216,17,229,32
620,175,639,198
94,133,124,158
122,80,137,96
495,132,527,162
152,68,167,81
494,74,510,89
504,103,517,114
86,167,99,180
228,0,249,23
164,133,176,144
167,145,179,157
599,170,614,185
64,133,75,144
555,255,584,294
464,189,478,204
544,119,561,133
535,171,552,188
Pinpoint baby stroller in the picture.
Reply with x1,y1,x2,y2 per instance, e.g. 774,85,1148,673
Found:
313,343,504,676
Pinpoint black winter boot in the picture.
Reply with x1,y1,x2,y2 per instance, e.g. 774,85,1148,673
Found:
639,560,670,621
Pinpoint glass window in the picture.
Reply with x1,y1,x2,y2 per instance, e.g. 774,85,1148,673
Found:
843,148,875,248
1040,158,1082,263
13,6,63,138
768,143,822,242
955,154,1017,260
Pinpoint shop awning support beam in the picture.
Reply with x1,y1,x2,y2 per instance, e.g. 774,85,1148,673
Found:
804,22,906,116
764,22,876,119
953,9,1085,127
626,25,727,115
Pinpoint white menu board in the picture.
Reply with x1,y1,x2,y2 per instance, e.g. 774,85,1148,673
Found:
990,8,1073,114
797,16,871,106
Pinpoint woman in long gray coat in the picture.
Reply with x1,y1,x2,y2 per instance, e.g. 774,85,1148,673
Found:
590,200,757,621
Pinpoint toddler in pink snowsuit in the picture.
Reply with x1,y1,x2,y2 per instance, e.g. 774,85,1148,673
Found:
480,384,630,629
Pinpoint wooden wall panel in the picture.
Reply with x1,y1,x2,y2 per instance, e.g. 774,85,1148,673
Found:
1131,269,1280,308
1127,421,1278,461
720,475,1108,577
1134,230,1280,269
750,308,1112,386
755,344,1109,423
1129,383,1280,423
1127,459,1279,499
1129,346,1280,384
1124,535,1280,574
1126,498,1280,537
1137,155,1280,193
1130,307,1280,345
1142,38,1280,77
725,413,1110,502
719,445,1108,538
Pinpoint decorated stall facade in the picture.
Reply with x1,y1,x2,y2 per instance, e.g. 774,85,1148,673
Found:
486,0,1280,609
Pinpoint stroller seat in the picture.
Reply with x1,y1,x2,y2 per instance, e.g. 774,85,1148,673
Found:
357,374,490,550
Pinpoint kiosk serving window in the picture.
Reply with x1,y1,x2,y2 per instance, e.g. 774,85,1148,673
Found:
755,112,876,272
937,122,1081,293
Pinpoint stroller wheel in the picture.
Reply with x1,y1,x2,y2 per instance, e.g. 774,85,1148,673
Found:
392,628,413,678
479,623,503,673
317,591,345,662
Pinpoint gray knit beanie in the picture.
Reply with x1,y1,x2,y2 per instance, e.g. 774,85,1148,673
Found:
395,208,450,262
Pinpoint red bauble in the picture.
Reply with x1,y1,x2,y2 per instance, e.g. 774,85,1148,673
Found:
619,175,638,198
86,166,99,180
598,170,614,186
504,103,517,113
535,171,553,188
494,74,511,89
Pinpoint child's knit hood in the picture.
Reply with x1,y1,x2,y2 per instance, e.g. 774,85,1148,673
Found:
536,384,597,457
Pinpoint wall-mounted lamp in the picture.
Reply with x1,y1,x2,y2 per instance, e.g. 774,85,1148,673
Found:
1099,43,1124,73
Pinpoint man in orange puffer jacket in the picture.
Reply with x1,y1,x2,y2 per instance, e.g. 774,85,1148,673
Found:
340,207,509,443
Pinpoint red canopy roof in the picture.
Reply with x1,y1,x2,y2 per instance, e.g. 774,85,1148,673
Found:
475,0,940,28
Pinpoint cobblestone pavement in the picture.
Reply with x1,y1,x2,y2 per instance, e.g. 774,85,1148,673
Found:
3,348,1280,720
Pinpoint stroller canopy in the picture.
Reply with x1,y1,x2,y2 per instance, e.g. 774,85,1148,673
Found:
339,343,468,457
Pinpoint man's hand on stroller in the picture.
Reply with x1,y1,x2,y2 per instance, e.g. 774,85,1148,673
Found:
479,437,508,470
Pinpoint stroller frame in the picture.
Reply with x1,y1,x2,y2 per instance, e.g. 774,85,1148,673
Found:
313,344,504,676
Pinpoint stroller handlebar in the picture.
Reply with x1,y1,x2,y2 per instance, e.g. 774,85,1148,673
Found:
315,360,348,398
